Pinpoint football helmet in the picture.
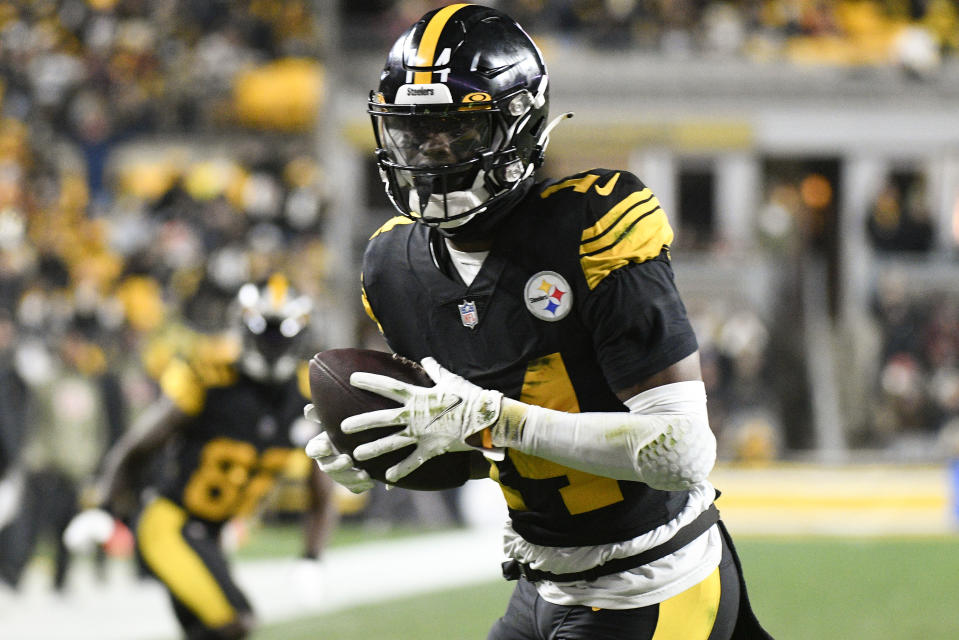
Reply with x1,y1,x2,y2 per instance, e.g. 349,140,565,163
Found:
235,273,312,382
369,3,567,238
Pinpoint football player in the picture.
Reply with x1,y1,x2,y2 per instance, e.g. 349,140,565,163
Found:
67,274,334,640
307,4,773,639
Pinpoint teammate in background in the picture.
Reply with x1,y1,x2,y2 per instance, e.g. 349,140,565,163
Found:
67,274,334,640
307,4,772,639
0,317,124,592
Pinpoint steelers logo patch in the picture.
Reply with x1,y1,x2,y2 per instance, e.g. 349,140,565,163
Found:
524,271,573,322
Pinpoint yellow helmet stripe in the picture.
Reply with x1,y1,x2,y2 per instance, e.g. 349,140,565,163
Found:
413,3,469,84
267,273,290,309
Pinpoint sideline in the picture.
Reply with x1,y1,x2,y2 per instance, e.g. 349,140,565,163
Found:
0,525,506,640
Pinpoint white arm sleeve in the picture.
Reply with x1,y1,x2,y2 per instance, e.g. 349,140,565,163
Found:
490,381,716,490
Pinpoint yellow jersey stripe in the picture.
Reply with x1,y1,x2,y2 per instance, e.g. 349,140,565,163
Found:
136,498,237,627
651,566,721,640
413,3,469,83
580,200,663,257
360,279,385,335
579,195,673,290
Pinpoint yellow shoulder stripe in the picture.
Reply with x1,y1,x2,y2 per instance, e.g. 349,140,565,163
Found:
580,188,660,253
579,188,673,290
369,216,414,240
160,358,206,416
539,174,600,199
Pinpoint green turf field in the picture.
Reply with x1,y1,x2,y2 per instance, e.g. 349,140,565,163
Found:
250,535,959,640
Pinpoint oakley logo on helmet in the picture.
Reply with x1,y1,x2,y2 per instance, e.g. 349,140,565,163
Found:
462,92,492,103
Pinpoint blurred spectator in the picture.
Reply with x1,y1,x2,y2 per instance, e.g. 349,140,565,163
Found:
0,310,25,459
688,301,782,462
870,271,959,449
0,320,122,592
0,310,29,546
490,0,958,67
866,174,934,253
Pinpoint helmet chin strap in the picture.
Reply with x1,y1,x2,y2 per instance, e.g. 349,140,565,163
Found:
408,113,572,236
410,171,490,227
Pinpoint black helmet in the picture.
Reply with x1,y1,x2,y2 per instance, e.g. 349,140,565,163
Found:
235,273,312,382
369,3,564,237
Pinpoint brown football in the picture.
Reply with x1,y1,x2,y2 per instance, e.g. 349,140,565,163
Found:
308,348,476,491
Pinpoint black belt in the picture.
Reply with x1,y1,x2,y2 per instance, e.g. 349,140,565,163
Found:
502,503,719,583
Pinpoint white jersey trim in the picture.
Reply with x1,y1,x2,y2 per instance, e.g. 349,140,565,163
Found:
501,481,722,609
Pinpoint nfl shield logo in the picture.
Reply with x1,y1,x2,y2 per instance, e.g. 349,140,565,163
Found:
458,300,479,329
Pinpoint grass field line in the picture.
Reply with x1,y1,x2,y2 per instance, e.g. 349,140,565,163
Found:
710,463,958,535
0,525,506,640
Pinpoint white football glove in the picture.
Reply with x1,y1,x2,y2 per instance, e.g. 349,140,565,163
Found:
63,508,116,553
342,357,503,483
303,404,375,494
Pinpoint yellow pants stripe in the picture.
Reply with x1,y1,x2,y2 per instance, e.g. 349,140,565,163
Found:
651,566,722,640
136,497,236,628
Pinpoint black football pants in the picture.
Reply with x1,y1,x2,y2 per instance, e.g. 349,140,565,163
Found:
487,524,764,640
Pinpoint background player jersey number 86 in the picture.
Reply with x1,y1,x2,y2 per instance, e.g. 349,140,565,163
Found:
183,438,293,522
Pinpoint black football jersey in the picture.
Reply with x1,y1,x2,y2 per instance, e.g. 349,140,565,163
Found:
156,353,311,524
361,169,699,547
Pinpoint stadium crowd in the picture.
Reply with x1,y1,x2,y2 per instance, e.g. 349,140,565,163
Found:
1,0,958,595
357,0,959,70
0,0,330,593
870,273,959,454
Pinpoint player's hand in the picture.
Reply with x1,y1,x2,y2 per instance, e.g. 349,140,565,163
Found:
343,357,503,482
303,405,375,494
63,508,116,553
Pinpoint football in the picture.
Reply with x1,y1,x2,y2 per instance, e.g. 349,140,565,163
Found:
308,348,477,491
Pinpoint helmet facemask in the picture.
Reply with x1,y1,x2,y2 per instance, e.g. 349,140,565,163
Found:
370,86,545,234
369,4,559,237
235,275,312,383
